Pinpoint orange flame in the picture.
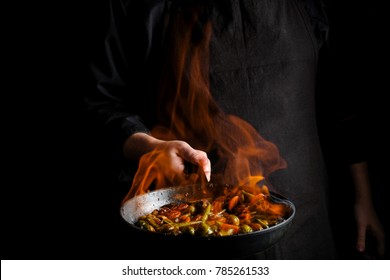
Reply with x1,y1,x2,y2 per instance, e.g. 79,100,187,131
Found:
122,4,286,203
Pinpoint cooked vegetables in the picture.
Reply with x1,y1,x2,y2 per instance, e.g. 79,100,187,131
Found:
135,185,287,236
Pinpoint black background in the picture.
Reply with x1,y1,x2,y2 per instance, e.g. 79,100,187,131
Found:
3,1,388,259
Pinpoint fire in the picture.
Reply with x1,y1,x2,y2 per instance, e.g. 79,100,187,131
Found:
122,4,286,204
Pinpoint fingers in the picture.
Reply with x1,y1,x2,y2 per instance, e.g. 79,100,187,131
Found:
196,152,211,181
177,143,211,181
356,225,366,253
356,224,386,258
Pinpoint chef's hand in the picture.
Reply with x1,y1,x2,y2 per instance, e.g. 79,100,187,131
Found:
123,132,211,182
351,162,385,258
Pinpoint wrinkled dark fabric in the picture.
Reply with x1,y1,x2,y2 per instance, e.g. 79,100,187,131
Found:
88,0,336,259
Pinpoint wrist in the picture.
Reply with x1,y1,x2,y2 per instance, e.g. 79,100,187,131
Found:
123,132,163,160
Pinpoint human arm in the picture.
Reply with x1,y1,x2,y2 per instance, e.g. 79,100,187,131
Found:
341,113,385,258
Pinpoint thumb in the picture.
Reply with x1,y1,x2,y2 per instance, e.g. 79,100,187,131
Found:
198,155,211,182
179,146,211,181
356,225,367,253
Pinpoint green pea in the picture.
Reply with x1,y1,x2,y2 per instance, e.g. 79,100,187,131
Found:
196,223,214,236
181,226,196,235
227,214,240,226
239,224,253,234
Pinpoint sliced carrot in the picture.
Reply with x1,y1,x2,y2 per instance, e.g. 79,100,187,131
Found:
239,212,252,220
228,195,239,211
219,222,239,234
212,201,223,214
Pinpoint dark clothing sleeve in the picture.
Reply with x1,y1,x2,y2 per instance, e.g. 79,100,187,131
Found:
302,0,329,47
87,0,167,152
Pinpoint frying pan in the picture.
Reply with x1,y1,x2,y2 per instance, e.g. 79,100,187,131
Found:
120,183,295,259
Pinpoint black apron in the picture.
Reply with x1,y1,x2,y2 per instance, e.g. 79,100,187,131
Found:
203,0,336,259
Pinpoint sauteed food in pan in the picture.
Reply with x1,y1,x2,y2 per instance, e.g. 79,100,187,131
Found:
135,185,287,236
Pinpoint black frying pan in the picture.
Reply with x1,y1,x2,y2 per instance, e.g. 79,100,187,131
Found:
120,183,295,259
